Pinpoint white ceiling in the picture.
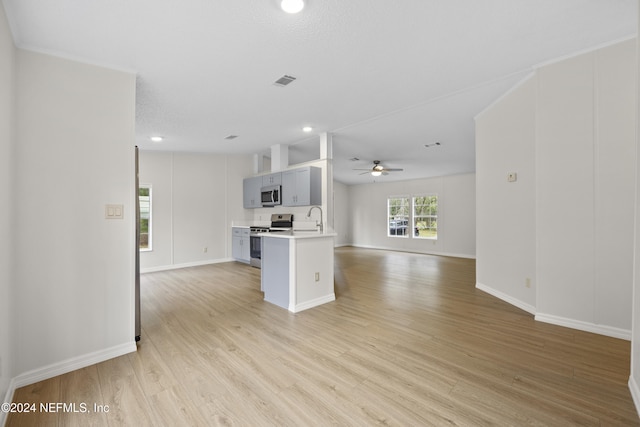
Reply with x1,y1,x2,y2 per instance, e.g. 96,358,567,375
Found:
3,0,637,184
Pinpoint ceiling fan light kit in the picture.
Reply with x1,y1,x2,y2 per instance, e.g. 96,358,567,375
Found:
281,0,304,14
353,160,404,177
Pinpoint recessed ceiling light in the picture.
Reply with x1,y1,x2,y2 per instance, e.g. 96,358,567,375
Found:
302,126,313,132
150,136,163,142
281,0,304,14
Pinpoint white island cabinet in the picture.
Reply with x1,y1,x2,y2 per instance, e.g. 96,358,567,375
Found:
261,231,336,312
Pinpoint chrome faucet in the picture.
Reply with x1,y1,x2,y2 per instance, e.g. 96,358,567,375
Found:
306,206,323,233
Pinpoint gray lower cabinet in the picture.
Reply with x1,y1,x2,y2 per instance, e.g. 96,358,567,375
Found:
232,227,250,262
243,176,262,208
282,166,321,206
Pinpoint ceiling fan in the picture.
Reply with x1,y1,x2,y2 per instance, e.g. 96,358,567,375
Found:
354,160,404,177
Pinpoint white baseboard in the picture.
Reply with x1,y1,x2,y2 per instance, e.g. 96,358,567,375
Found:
475,282,536,315
629,375,640,419
535,313,631,341
475,282,631,340
2,341,136,427
141,258,234,273
12,341,137,388
7,341,137,398
291,294,336,313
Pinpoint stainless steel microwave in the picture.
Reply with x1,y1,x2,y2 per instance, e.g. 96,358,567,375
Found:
261,185,281,207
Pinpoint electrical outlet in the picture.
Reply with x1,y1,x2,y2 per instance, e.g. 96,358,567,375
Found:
315,272,320,282
525,278,531,288
507,172,517,182
203,247,208,253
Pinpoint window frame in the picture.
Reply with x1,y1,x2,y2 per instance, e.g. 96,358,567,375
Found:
139,184,152,252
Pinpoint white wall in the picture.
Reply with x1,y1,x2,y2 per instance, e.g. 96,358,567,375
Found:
592,42,637,329
13,50,137,377
139,151,253,271
631,0,640,413
475,76,538,312
476,39,636,338
0,1,15,410
348,173,476,258
333,180,351,246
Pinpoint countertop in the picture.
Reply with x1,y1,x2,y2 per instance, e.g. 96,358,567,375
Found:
258,229,337,240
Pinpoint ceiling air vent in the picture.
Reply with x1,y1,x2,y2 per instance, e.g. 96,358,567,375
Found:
224,135,238,140
273,75,297,87
424,142,442,148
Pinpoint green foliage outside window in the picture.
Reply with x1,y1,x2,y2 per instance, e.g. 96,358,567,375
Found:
139,186,151,250
413,195,437,239
388,197,410,236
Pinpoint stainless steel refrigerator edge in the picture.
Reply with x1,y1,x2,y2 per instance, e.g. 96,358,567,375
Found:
134,146,141,342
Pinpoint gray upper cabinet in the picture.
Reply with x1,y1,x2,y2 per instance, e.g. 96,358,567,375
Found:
262,172,281,186
244,167,321,208
282,166,321,206
243,176,262,208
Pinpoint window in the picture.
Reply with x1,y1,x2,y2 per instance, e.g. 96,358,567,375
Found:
139,185,151,251
387,194,438,239
388,196,410,237
413,195,438,239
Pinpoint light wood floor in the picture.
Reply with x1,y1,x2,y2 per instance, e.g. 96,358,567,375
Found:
7,247,639,426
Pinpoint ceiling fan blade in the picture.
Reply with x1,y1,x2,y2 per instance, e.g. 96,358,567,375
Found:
354,161,404,175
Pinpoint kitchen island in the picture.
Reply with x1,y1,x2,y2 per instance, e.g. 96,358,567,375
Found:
261,230,336,313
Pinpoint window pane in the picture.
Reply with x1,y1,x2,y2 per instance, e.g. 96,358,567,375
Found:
388,197,410,237
413,195,437,239
139,186,151,250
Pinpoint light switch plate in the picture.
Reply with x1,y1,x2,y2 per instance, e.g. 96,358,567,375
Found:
105,204,124,219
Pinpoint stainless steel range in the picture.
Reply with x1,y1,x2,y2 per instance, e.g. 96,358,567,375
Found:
249,214,293,268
